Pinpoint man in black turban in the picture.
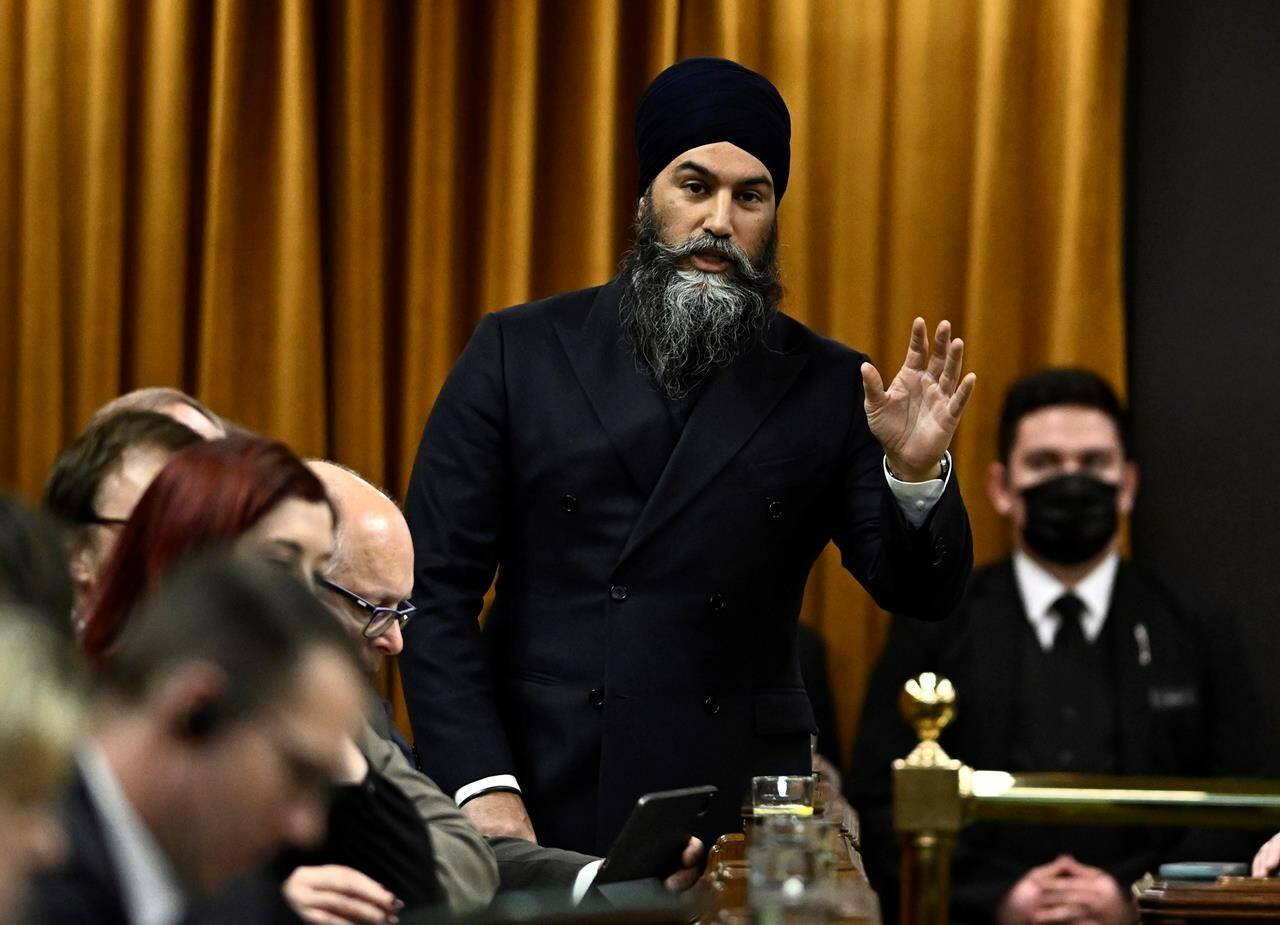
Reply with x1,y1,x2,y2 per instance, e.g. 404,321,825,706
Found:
401,56,977,857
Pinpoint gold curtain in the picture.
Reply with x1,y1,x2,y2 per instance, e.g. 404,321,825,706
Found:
0,0,1126,761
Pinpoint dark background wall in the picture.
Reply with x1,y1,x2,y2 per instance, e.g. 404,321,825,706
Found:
1126,0,1280,760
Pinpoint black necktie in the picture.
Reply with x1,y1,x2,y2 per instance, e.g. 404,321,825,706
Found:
1050,592,1088,656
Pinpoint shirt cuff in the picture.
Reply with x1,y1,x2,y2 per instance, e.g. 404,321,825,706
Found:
454,774,522,806
884,451,952,529
572,859,604,904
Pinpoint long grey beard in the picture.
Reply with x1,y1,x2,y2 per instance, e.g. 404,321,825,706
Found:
619,206,781,400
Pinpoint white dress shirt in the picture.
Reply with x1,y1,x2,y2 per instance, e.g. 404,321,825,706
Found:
78,746,186,925
455,454,953,806
1012,549,1120,651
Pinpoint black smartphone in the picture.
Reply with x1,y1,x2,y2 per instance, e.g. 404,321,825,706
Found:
594,785,718,884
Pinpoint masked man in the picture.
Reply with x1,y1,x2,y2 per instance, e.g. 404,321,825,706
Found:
849,368,1257,925
402,56,976,856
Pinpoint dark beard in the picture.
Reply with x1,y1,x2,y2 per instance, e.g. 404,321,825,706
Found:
618,202,782,400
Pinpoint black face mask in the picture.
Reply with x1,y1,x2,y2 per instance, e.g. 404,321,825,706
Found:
1020,473,1119,566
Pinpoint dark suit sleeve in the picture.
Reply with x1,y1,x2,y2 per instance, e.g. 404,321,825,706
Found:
488,837,599,893
829,387,972,621
278,764,443,911
797,624,841,763
1163,608,1266,864
400,314,513,797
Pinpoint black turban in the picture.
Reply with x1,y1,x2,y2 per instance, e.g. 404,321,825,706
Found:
635,56,792,203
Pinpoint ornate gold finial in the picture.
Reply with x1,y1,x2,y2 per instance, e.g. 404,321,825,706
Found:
897,672,958,768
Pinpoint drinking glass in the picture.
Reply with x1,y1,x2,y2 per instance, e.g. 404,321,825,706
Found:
751,774,816,817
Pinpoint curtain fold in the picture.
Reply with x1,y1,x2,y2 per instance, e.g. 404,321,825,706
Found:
0,0,1126,761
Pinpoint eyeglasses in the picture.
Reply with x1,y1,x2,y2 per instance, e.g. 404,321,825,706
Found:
318,577,417,639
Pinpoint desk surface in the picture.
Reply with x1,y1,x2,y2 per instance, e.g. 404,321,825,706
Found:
1135,874,1280,921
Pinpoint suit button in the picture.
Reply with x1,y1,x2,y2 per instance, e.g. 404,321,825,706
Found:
707,592,727,613
766,498,784,520
560,493,578,513
610,584,628,602
931,537,947,565
589,688,604,710
1058,749,1075,767
703,696,721,716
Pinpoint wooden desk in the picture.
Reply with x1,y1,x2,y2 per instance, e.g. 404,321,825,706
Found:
697,797,881,924
1134,875,1280,922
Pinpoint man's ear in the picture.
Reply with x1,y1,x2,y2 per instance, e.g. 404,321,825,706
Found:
152,662,231,743
1118,460,1140,515
68,544,93,588
986,459,1013,515
67,537,97,607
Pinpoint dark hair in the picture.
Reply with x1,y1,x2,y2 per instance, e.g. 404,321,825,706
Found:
43,411,203,541
0,497,74,637
997,368,1129,462
101,555,356,723
83,434,333,659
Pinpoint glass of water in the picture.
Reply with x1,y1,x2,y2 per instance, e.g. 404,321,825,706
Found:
747,815,840,923
752,774,816,817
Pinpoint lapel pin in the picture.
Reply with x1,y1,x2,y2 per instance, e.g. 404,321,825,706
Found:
1134,622,1152,667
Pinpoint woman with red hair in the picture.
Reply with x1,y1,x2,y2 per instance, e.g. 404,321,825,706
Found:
78,432,436,921
82,433,335,660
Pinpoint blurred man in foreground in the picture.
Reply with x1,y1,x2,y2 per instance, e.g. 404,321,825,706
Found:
30,557,366,924
309,460,703,908
850,369,1256,925
0,610,85,923
0,495,75,637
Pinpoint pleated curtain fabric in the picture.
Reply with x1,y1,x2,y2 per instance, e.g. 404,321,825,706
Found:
0,0,1127,757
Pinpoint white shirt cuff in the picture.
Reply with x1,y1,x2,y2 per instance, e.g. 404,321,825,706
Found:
884,451,952,528
454,774,521,806
572,859,604,904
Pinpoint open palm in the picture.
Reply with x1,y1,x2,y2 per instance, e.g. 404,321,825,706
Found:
860,318,976,481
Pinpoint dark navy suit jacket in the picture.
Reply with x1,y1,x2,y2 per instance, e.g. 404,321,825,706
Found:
402,277,972,854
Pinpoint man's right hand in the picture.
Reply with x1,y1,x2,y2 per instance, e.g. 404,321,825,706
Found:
462,790,538,842
282,865,402,925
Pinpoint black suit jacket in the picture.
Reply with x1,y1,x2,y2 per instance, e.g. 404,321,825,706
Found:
29,770,297,924
401,278,972,854
28,773,128,924
848,558,1259,923
797,623,841,764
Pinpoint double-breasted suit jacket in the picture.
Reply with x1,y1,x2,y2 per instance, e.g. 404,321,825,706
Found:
401,277,972,854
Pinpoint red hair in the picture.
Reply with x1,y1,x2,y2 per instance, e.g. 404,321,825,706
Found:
82,434,331,660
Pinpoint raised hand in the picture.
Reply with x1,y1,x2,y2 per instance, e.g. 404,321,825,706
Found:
860,318,976,481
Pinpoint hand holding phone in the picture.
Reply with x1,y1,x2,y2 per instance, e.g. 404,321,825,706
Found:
595,785,717,884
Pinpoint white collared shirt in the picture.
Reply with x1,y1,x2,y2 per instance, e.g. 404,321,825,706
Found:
1012,549,1119,651
78,745,186,925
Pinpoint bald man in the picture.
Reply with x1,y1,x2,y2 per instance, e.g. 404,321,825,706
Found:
90,387,227,440
308,461,703,905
